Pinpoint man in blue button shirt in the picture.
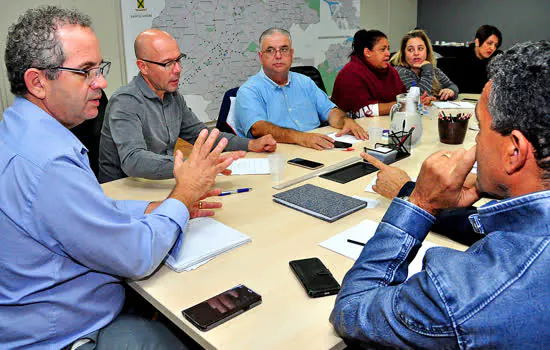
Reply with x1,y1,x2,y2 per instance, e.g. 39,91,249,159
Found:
0,6,241,349
331,41,550,348
235,28,369,150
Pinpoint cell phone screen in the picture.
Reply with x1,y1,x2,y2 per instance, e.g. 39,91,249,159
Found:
287,158,324,169
182,284,261,331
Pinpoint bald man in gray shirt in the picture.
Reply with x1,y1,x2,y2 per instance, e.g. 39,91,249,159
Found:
99,29,276,183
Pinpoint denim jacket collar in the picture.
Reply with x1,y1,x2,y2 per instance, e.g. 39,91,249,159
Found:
469,190,550,235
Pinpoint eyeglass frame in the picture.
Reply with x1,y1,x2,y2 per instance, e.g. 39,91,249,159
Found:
138,53,186,70
36,61,111,84
261,46,292,57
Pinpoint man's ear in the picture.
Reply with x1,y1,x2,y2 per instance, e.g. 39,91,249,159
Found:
505,130,530,175
136,60,148,75
24,68,47,100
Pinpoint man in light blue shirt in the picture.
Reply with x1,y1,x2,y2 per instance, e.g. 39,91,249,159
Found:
235,28,368,150
0,6,240,349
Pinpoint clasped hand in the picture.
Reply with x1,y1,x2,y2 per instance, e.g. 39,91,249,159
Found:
409,146,480,215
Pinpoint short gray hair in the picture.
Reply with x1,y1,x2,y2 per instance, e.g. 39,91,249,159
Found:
259,28,292,48
487,40,550,177
4,5,92,96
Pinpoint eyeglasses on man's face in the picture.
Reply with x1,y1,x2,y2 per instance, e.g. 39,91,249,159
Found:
38,61,111,85
139,53,186,71
262,47,291,57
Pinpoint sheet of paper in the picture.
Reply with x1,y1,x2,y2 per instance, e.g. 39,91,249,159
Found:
433,101,475,109
326,132,363,144
227,158,270,175
352,195,380,208
365,177,417,193
319,219,437,279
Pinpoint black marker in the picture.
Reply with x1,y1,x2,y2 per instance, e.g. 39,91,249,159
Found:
347,239,365,247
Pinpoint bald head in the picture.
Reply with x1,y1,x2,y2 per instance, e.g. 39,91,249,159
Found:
134,29,177,60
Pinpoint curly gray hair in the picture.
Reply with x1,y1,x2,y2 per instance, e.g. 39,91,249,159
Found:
487,40,550,177
4,5,92,96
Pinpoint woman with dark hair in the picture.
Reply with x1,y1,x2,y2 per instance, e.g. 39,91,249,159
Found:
455,24,503,93
391,29,458,100
331,29,408,117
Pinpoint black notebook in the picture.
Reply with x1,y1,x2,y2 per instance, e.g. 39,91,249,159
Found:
273,184,367,222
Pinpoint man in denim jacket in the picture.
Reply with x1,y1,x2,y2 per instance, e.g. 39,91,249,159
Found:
330,40,550,349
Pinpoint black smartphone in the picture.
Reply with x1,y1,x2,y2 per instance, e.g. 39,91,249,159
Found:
289,258,340,298
182,284,262,331
287,158,324,170
333,140,352,148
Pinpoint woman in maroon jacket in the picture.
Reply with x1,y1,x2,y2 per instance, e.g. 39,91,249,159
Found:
332,30,434,117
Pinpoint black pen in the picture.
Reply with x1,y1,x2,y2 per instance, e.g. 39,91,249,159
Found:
347,239,365,247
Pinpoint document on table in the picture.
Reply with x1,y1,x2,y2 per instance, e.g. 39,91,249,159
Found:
319,219,437,279
433,101,475,109
227,158,270,175
165,218,251,272
326,132,363,144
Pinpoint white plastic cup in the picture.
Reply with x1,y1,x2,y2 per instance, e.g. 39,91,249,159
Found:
368,127,383,147
268,154,286,183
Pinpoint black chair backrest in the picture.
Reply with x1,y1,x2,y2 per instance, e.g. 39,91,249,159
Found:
290,66,327,94
70,89,108,177
216,87,239,134
436,57,465,92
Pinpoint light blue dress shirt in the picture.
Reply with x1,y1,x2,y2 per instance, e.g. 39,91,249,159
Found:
0,98,189,349
234,69,336,138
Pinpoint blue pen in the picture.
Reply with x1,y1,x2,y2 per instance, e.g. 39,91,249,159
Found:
219,188,252,196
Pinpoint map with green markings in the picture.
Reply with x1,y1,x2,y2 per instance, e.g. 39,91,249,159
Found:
121,0,360,122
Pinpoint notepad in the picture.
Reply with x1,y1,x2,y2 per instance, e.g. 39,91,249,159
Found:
326,132,363,144
319,219,437,279
165,218,251,272
272,184,367,222
433,101,475,109
227,158,270,175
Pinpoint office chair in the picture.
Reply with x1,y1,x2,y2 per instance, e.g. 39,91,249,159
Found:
216,87,239,134
436,56,463,91
290,66,327,94
70,89,108,177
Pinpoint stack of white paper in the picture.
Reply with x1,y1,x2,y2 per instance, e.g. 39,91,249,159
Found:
433,101,475,109
165,218,251,272
326,132,363,144
319,219,437,279
227,158,270,175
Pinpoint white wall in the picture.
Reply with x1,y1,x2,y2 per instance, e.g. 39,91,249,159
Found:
0,0,417,116
0,0,127,115
361,0,418,52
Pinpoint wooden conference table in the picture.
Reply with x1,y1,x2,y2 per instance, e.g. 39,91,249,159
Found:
101,100,479,350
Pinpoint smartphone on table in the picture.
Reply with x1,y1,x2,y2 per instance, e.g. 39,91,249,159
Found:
182,284,262,331
333,140,352,148
289,257,341,298
287,157,324,170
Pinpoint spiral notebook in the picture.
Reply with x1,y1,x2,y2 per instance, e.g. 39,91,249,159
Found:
165,218,251,272
273,184,367,222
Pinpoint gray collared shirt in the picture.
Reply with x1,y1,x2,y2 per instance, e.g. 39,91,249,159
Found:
98,74,249,183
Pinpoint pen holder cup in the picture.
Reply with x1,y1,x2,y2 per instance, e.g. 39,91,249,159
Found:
438,118,469,144
388,131,412,154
